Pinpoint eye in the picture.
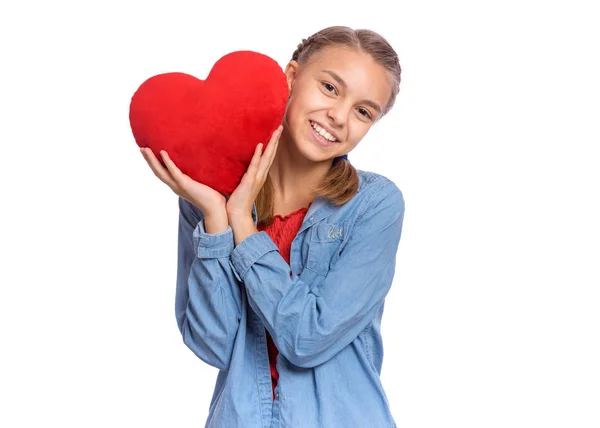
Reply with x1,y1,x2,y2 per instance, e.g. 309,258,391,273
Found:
357,108,372,120
321,82,337,94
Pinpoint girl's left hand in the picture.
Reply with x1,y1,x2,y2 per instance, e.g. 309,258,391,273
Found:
226,125,283,221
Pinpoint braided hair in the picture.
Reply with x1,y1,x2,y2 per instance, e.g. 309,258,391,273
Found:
291,37,317,62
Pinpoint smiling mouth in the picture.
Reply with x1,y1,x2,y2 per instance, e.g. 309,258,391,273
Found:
310,120,339,143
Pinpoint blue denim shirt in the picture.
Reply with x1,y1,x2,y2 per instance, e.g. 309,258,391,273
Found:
175,170,405,428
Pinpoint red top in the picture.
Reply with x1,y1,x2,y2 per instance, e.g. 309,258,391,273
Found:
256,205,309,400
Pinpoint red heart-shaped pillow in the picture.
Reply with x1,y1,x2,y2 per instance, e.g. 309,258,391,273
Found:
129,50,289,195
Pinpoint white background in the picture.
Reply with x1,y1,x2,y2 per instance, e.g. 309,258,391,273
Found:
1,0,598,427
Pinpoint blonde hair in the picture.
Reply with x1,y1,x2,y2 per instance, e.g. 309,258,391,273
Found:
256,26,402,226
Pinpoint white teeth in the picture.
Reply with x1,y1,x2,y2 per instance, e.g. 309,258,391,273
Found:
311,121,337,142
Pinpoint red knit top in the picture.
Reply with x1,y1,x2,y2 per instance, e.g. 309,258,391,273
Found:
256,205,309,400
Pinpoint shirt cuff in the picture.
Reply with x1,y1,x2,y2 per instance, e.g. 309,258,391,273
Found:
230,231,279,280
192,219,235,259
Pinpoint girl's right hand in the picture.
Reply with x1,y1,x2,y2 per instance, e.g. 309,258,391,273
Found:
140,147,226,217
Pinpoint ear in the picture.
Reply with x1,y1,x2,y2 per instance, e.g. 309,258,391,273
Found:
284,60,299,94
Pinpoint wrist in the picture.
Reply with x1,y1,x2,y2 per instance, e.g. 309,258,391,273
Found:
229,215,258,246
200,200,228,234
203,210,229,235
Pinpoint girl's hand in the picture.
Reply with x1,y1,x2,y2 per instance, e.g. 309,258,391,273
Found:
140,148,226,216
226,125,283,222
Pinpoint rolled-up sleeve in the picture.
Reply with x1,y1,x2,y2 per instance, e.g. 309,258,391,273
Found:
230,231,279,280
194,218,235,259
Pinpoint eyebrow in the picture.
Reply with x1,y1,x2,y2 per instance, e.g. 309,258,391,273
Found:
322,69,382,114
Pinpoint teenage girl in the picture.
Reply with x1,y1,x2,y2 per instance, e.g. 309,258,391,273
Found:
141,25,405,428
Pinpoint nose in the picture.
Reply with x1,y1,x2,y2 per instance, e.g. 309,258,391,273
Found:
327,101,349,127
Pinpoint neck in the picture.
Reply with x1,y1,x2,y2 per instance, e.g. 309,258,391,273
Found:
268,132,333,206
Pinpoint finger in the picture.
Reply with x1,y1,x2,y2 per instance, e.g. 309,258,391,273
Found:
141,148,176,187
269,126,283,154
258,128,280,168
247,143,263,174
160,150,186,183
266,138,279,171
258,126,282,176
266,126,283,151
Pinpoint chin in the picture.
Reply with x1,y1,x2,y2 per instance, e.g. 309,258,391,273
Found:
301,145,343,164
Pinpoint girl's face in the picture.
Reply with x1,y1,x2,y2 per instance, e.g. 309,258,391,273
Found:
283,45,391,163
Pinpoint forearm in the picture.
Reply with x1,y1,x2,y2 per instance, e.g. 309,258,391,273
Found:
232,232,396,369
176,197,242,370
178,252,241,370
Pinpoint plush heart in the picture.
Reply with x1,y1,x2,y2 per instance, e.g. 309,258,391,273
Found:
129,50,289,196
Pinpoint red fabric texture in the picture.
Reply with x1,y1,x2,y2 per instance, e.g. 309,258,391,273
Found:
257,205,310,399
129,51,289,195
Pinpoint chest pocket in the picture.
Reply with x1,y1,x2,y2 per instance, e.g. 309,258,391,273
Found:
306,221,348,277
